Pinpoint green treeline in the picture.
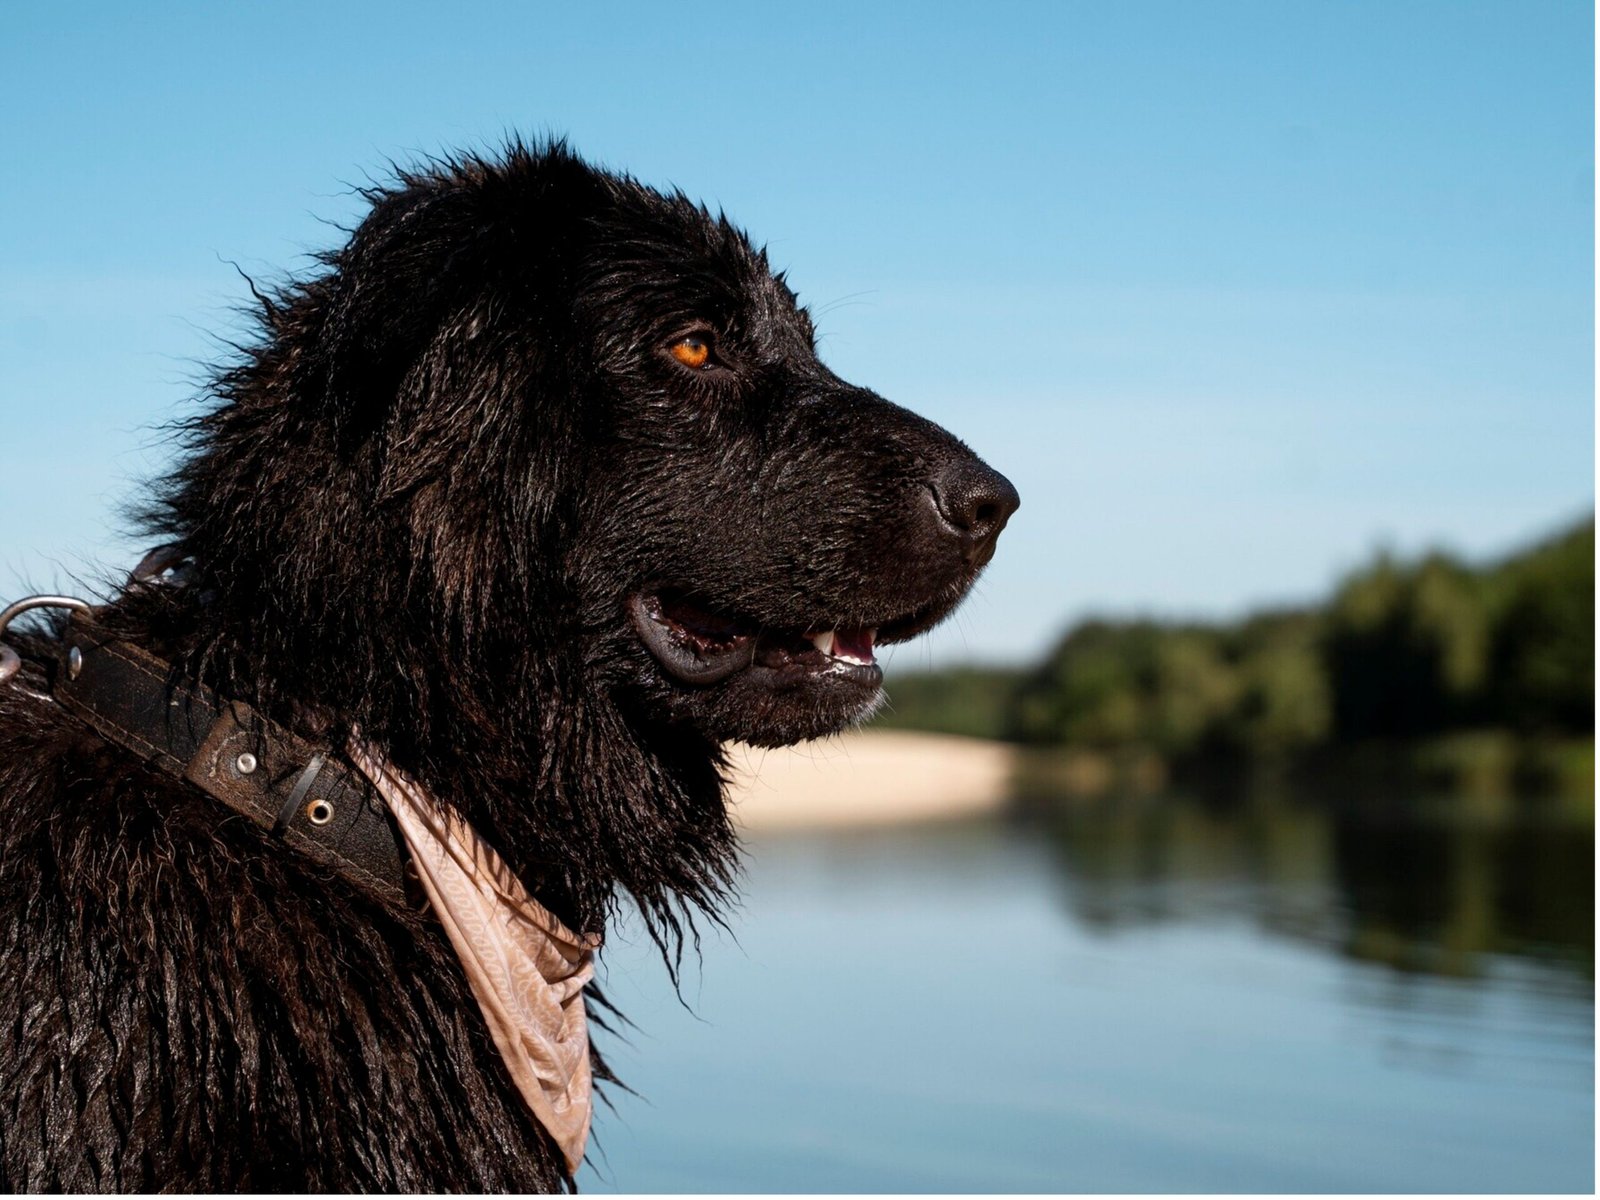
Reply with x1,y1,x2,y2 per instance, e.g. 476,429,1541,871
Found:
874,518,1593,792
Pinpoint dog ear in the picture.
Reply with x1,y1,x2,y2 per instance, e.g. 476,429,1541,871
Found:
308,146,603,453
372,299,544,503
312,181,503,440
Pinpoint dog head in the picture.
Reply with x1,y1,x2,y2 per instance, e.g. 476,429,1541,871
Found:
564,172,1017,746
157,142,1016,755
361,145,1017,748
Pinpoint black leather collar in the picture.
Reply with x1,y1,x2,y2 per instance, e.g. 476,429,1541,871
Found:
53,621,412,906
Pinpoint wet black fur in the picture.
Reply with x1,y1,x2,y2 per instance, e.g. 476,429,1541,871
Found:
0,141,1008,1190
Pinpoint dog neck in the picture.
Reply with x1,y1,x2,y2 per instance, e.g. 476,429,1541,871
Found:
104,579,740,951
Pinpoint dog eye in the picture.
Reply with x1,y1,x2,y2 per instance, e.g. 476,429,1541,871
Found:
669,334,713,370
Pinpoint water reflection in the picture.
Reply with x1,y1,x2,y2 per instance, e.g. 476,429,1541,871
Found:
1017,771,1594,984
585,774,1593,1193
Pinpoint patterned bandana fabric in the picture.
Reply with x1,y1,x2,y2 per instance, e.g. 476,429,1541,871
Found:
347,740,600,1173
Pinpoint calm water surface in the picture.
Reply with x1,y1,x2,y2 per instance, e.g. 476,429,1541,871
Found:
581,793,1593,1193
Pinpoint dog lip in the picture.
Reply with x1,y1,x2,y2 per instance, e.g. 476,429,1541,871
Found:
629,593,756,685
631,584,974,679
630,590,900,689
746,653,884,689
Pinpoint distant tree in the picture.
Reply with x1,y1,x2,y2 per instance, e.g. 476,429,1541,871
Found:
1009,621,1238,755
1486,521,1594,734
1323,551,1488,739
1221,611,1330,753
874,666,1024,740
1010,621,1157,747
1147,628,1238,754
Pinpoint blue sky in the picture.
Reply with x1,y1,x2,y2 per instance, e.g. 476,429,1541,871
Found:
1,1,1592,665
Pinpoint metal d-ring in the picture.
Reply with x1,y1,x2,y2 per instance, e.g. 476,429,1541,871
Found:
0,594,94,691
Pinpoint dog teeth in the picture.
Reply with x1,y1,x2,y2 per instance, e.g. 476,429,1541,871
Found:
807,628,877,666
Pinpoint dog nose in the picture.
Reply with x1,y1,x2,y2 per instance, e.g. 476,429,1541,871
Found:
931,457,1020,565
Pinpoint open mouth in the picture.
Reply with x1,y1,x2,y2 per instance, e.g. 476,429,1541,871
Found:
629,591,939,689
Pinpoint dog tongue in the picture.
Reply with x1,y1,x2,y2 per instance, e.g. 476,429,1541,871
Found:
834,628,877,664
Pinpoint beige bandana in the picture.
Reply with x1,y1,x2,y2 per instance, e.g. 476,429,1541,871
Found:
346,741,600,1174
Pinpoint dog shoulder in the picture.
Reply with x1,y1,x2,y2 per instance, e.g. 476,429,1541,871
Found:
0,696,563,1190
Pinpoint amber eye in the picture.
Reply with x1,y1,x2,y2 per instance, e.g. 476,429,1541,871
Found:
670,334,712,369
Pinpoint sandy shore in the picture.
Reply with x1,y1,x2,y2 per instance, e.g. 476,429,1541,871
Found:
724,729,1017,832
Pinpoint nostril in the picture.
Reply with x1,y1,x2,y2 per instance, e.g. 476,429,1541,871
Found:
930,458,1020,550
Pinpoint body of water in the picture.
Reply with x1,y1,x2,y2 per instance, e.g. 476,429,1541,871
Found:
581,792,1593,1192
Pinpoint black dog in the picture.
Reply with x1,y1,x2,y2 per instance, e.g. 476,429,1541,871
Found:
0,142,1016,1191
